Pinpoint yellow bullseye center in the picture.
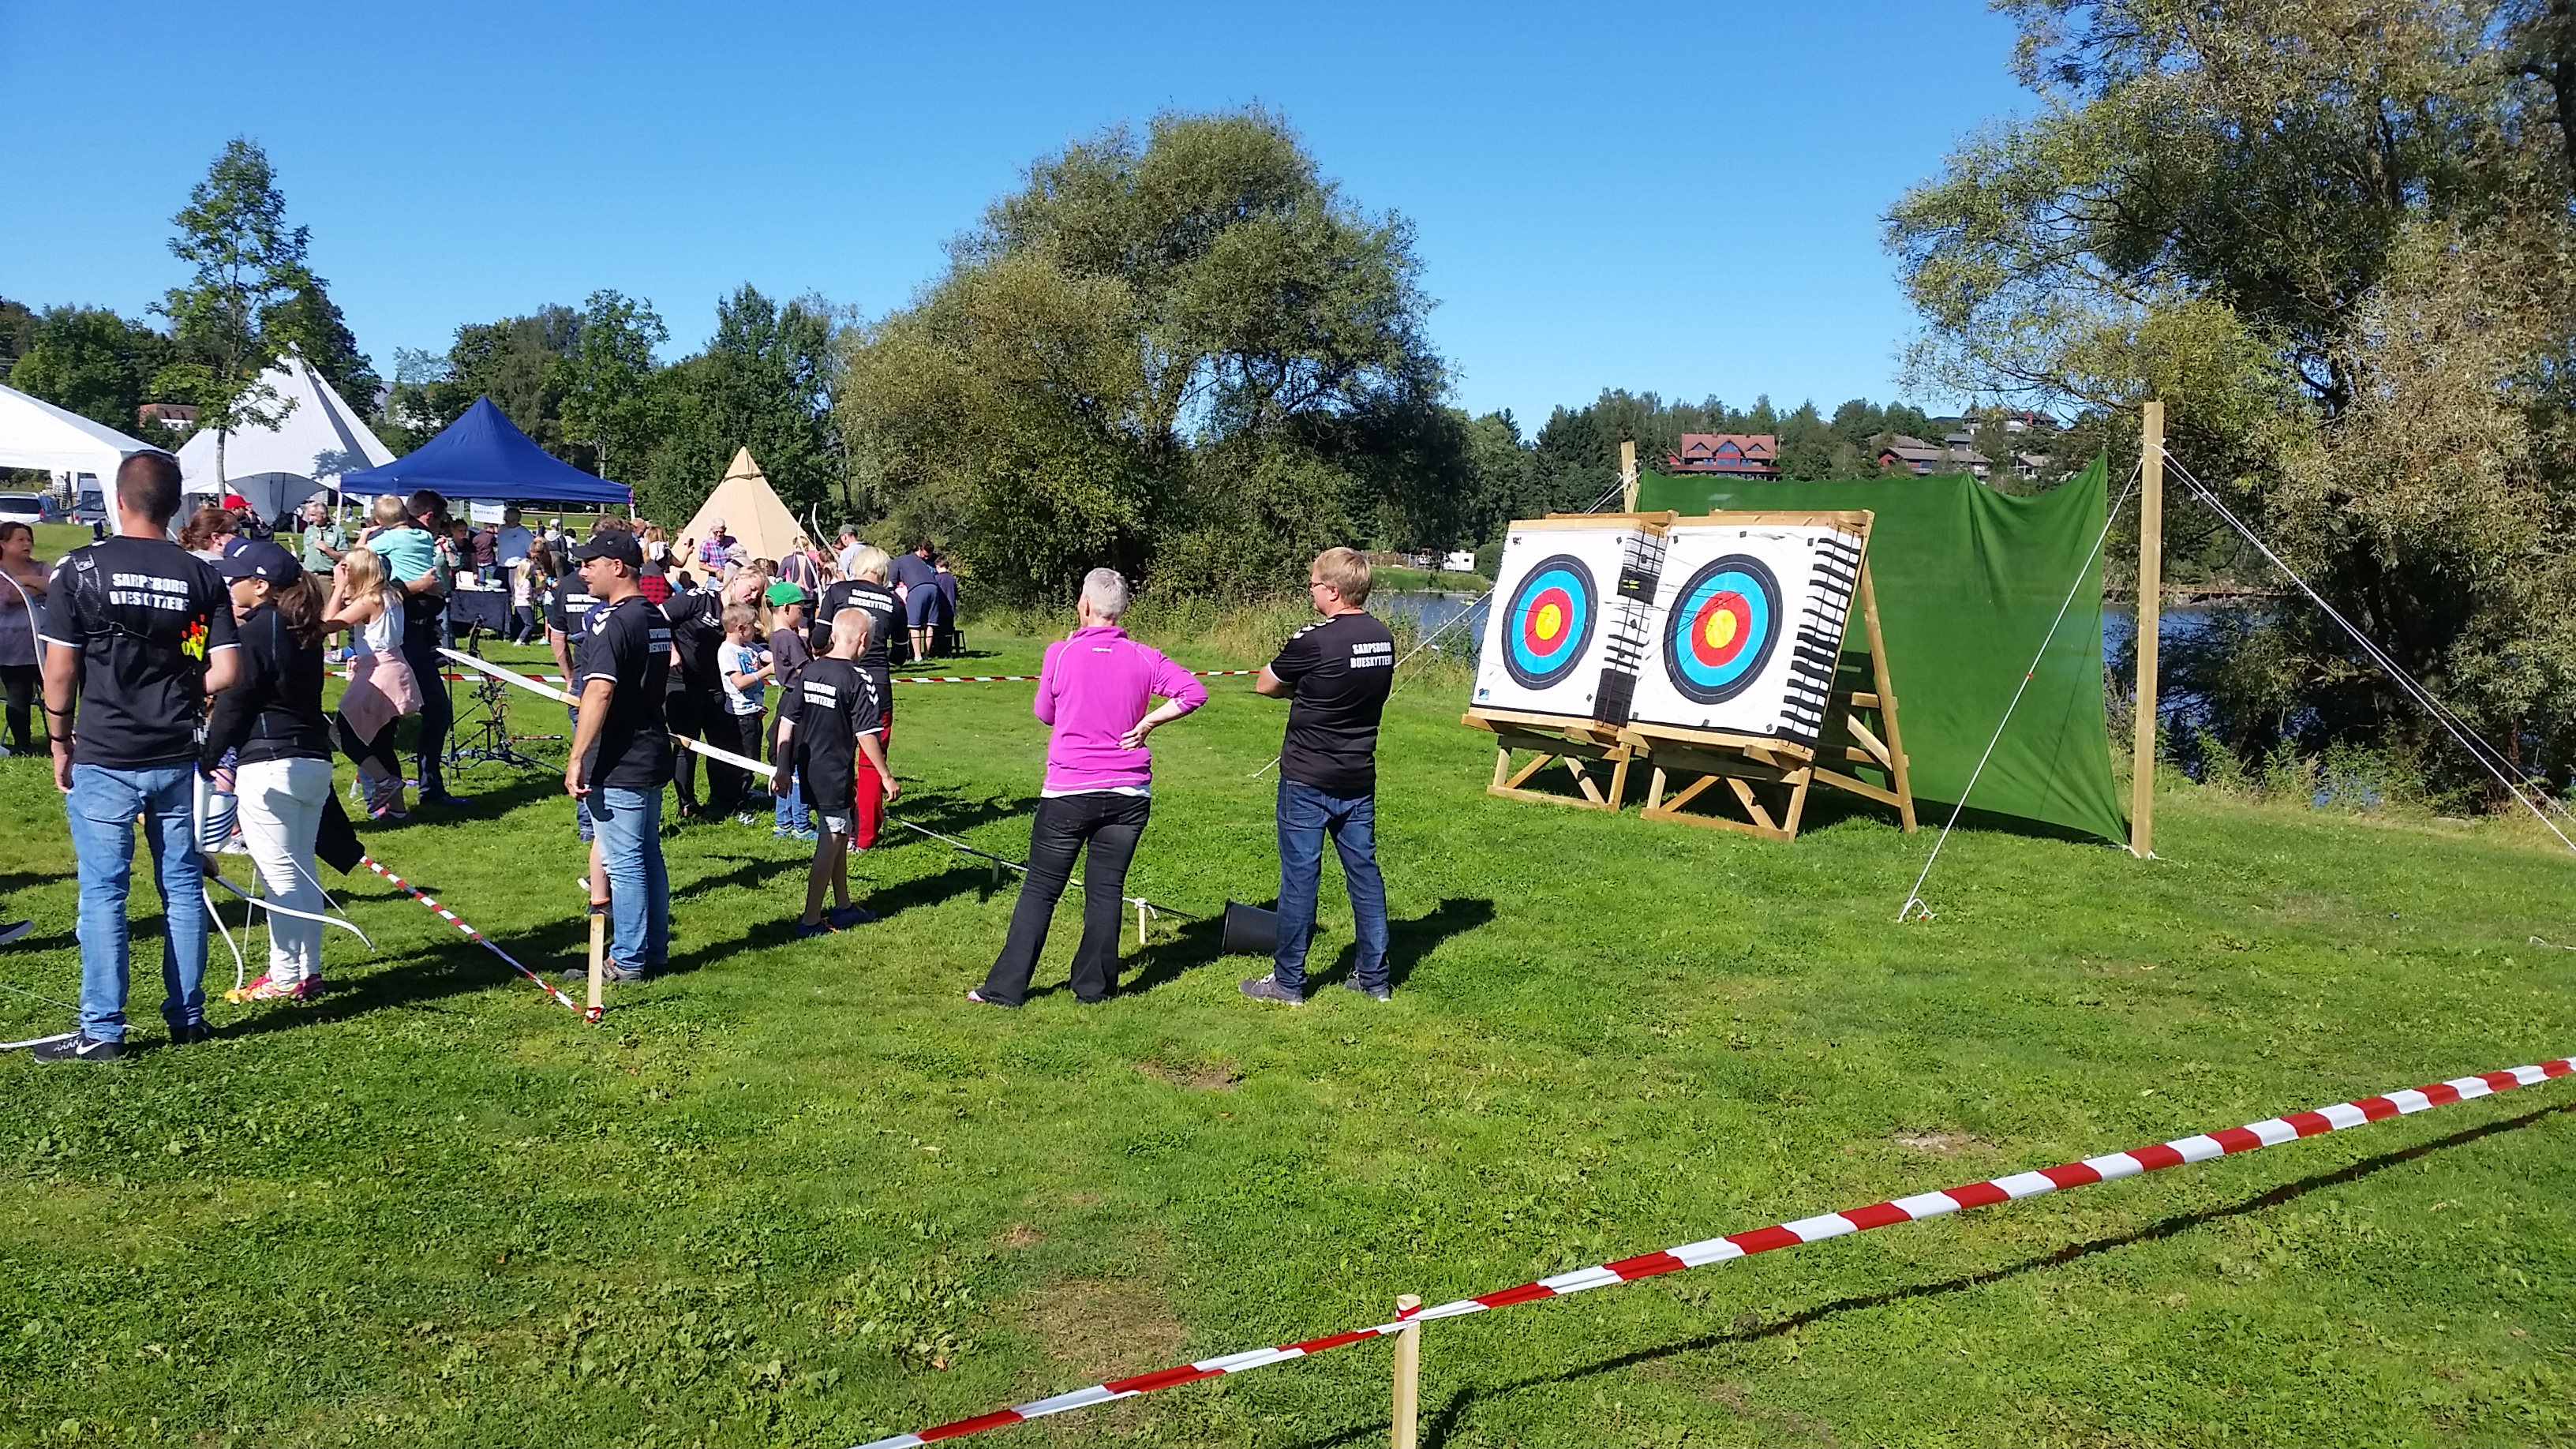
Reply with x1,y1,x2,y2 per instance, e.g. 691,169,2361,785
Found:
1705,610,1739,650
1535,601,1563,640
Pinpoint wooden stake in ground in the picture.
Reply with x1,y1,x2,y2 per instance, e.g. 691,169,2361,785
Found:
1619,440,1639,513
2131,399,2166,859
586,893,608,1019
1391,1294,1422,1449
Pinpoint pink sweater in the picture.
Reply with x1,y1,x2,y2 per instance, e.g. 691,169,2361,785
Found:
1035,626,1208,793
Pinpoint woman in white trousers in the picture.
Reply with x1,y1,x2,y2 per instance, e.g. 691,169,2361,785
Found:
204,541,341,1002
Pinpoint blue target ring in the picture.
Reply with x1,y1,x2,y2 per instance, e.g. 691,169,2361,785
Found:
1501,553,1597,690
1661,554,1780,705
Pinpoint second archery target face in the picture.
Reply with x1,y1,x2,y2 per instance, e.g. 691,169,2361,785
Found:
1663,555,1780,704
1627,519,1866,744
1472,522,1645,719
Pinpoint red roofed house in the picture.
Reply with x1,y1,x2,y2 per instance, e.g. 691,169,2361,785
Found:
1664,432,1779,479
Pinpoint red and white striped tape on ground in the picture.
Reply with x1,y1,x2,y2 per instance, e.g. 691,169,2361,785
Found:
358,856,586,1018
850,1053,2576,1449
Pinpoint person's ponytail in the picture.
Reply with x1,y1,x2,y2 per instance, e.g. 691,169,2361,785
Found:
271,573,328,649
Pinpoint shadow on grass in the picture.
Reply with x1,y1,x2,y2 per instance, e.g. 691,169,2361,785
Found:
651,863,993,978
0,867,73,897
1396,1102,2574,1448
1110,897,1497,999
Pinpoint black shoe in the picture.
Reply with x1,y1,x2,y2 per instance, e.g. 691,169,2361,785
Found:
964,988,1017,1008
0,919,32,947
417,790,474,807
1240,974,1304,1006
827,904,876,929
1342,979,1392,1002
32,1032,121,1063
170,1020,214,1044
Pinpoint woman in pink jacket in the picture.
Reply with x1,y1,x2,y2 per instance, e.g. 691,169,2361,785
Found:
969,568,1206,1007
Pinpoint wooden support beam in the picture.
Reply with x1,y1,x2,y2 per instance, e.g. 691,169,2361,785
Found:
2132,400,2164,859
1619,440,1639,512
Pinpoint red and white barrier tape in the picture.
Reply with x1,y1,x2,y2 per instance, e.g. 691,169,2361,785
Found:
850,1052,2576,1448
358,856,586,1017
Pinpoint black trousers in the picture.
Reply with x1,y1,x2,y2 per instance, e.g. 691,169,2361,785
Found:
703,709,759,814
335,712,401,777
979,792,1151,1006
399,614,450,793
0,663,38,752
668,687,707,814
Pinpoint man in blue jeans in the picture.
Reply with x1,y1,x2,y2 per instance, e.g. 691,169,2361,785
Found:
1242,546,1398,1005
559,530,673,981
35,451,242,1061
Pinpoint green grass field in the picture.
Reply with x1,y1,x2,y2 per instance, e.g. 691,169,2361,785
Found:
2,618,2573,1447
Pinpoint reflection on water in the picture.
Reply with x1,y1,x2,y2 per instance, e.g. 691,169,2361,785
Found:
1380,591,1489,655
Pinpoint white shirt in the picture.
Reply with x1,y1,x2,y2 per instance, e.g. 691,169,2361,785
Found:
837,541,867,577
494,524,534,566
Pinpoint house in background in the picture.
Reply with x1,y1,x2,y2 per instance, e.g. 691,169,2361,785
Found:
1664,432,1779,479
136,402,198,436
1878,433,1992,479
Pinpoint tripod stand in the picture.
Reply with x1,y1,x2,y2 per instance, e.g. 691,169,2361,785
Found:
445,625,548,770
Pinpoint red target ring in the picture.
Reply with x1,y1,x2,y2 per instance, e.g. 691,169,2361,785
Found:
1521,586,1575,657
1690,590,1753,668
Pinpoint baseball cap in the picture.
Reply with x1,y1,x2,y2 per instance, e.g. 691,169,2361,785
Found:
764,580,810,606
216,539,305,583
574,532,644,567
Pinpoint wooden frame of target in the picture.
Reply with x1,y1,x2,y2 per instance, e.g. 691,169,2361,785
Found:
1461,511,1678,813
1620,510,1917,841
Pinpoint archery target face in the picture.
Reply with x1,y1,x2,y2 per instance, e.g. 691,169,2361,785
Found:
1664,555,1780,704
1471,524,1639,719
1628,522,1865,743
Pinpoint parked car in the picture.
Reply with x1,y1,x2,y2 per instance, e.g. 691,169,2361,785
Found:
0,492,55,527
73,485,107,528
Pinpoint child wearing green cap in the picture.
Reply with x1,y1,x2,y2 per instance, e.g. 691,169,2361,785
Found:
765,584,814,840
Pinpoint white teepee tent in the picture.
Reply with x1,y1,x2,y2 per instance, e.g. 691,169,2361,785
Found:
676,447,807,567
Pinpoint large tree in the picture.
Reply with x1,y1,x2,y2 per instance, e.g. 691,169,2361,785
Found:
840,106,1458,601
1885,0,2576,789
6,307,174,439
553,290,668,489
637,286,841,525
160,138,320,488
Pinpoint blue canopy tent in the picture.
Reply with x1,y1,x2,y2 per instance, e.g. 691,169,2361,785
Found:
342,396,631,505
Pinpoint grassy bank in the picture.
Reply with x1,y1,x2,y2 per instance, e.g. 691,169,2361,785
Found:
1,624,2572,1447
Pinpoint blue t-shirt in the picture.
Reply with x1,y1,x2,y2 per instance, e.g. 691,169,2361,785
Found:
890,552,938,591
367,522,437,586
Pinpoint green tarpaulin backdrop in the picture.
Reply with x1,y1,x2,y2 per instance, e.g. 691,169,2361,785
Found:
1634,455,2127,844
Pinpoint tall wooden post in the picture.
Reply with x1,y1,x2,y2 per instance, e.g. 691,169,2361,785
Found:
1391,1294,1422,1449
1619,440,1638,513
2129,400,2165,859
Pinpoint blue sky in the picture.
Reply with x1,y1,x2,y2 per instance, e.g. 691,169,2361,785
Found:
2,2,2028,429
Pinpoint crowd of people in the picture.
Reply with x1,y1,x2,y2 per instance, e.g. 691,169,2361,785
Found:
15,451,1398,1061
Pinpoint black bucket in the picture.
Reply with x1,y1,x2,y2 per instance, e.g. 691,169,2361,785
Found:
1219,900,1277,957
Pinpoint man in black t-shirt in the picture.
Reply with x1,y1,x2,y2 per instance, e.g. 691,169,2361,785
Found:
665,572,763,820
35,452,242,1061
1241,546,1397,1006
562,531,673,980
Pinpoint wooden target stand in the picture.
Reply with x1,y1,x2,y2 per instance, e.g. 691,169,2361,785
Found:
1462,503,1917,842
1623,554,1916,841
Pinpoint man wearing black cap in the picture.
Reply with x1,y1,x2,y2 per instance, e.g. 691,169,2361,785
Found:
562,530,672,981
35,451,242,1061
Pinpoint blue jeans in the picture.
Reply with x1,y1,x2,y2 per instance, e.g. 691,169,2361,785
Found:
773,769,809,833
65,762,208,1040
587,786,668,971
1274,778,1388,995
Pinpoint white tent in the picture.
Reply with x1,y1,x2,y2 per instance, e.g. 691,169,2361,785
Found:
0,383,161,499
177,351,394,522
675,447,808,567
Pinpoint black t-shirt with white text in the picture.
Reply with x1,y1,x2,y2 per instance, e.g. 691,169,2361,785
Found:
1268,610,1395,796
38,535,239,769
573,595,674,789
664,586,727,695
544,579,600,640
781,656,883,812
808,579,898,703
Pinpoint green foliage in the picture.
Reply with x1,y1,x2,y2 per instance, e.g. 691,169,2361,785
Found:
635,286,842,525
159,137,317,452
552,290,668,489
841,106,1461,602
431,305,583,455
5,306,174,438
1887,1,2576,795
